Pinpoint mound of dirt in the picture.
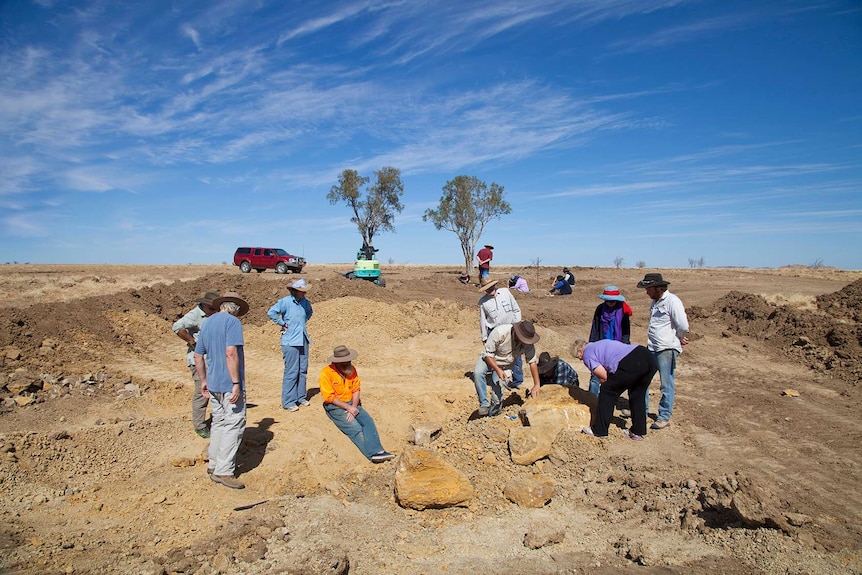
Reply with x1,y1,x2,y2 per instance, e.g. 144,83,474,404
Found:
2,265,862,575
711,285,862,384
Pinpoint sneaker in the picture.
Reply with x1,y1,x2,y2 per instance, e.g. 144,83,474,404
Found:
371,451,397,463
284,404,300,412
622,429,644,441
195,428,210,439
210,474,245,489
619,409,631,418
297,399,311,407
477,406,489,417
650,420,670,430
581,426,608,438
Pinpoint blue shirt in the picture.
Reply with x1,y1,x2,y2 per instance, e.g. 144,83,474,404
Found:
552,280,572,295
194,312,245,393
267,295,313,346
582,339,637,375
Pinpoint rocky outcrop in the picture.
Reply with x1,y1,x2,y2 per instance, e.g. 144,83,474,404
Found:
394,448,475,510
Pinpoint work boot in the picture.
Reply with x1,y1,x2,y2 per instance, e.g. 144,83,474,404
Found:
211,474,245,489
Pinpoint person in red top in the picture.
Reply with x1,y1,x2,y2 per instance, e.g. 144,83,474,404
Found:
319,345,396,463
476,244,494,282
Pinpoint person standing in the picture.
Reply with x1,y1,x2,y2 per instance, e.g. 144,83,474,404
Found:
476,244,494,282
267,279,314,412
478,279,523,386
575,338,657,440
472,321,541,417
173,290,219,439
637,273,689,430
319,345,397,463
194,292,249,489
587,286,633,397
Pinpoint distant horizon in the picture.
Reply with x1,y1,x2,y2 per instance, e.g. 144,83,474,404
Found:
1,261,857,272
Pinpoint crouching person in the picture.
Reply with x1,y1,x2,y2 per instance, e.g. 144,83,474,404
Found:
319,345,396,463
472,321,542,417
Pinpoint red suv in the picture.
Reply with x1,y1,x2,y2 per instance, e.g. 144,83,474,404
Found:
233,247,306,274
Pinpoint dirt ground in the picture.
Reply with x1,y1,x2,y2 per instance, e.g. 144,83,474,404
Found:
1,263,861,575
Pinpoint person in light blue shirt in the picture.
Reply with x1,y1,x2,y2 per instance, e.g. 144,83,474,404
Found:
267,279,314,411
194,292,248,489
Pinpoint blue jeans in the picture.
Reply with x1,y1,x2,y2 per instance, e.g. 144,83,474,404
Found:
324,403,384,460
473,355,505,415
479,268,489,281
281,341,309,408
588,373,601,397
645,349,678,422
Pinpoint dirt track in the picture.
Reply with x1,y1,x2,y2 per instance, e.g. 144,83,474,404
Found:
1,263,861,575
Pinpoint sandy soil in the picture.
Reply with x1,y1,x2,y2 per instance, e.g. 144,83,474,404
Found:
0,263,861,575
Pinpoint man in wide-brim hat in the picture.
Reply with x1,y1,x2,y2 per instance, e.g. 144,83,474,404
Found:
318,345,397,464
536,351,579,388
194,291,249,489
637,272,689,430
478,278,524,387
267,278,314,412
173,290,220,439
476,243,494,283
472,320,542,417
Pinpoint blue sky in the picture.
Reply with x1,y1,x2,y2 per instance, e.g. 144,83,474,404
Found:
2,0,861,269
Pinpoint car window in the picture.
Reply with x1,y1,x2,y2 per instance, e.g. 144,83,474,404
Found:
275,249,288,256
264,250,272,256
254,249,261,255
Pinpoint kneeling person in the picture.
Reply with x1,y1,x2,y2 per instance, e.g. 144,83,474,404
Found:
319,345,396,463
536,352,579,388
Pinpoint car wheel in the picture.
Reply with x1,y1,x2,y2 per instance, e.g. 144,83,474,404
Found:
239,261,252,273
276,262,288,274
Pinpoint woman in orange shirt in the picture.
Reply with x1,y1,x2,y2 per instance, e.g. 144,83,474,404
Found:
319,345,396,463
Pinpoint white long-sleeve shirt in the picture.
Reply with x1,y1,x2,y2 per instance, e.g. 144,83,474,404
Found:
647,290,689,353
479,288,521,341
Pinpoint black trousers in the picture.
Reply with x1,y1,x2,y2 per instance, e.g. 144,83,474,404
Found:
594,346,657,436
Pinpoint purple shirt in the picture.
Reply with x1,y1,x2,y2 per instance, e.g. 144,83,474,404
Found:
582,339,637,375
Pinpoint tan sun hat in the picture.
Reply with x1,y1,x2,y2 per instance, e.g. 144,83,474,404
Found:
477,279,499,292
212,292,249,317
327,345,358,363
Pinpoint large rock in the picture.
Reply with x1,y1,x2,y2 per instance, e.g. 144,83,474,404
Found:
518,385,593,434
394,448,475,510
503,475,555,508
508,427,558,465
409,422,442,446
